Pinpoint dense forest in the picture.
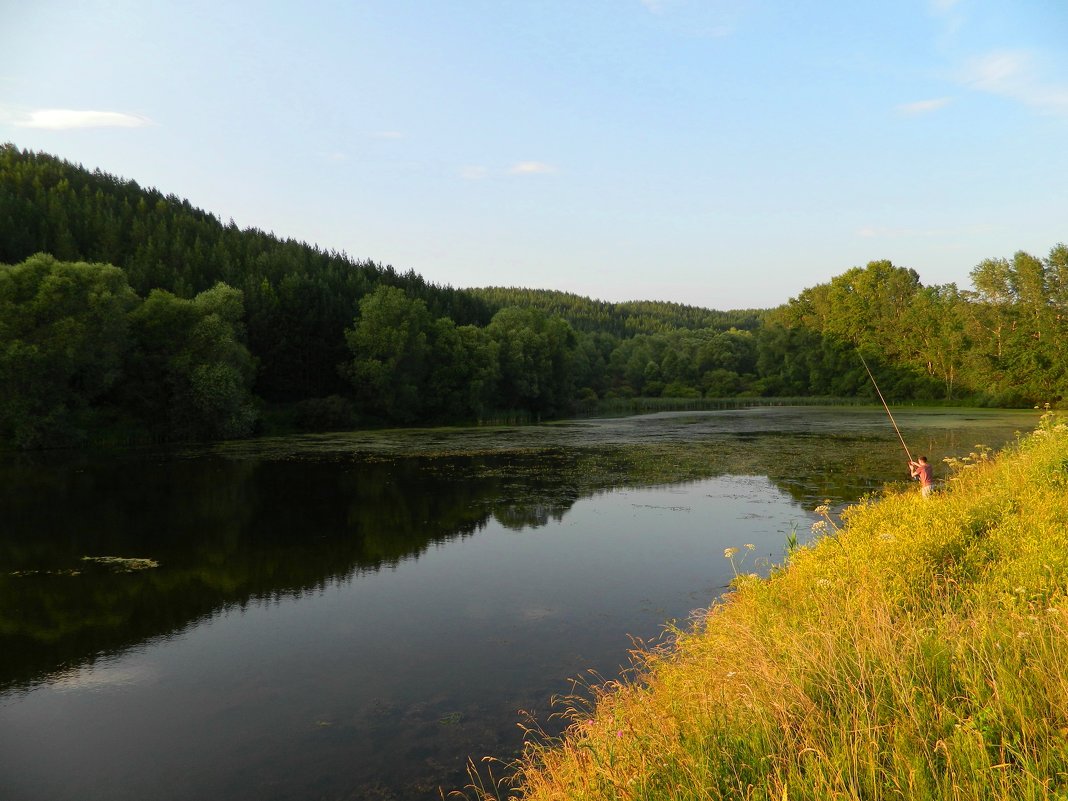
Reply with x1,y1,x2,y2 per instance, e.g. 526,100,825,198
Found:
468,286,764,336
1,144,1066,447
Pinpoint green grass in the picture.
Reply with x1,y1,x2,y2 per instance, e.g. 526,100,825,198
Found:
460,410,1068,800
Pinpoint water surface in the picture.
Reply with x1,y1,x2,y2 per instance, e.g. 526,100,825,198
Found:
0,407,1038,799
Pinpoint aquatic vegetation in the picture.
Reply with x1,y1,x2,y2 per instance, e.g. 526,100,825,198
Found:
8,558,159,577
468,413,1068,800
80,556,160,572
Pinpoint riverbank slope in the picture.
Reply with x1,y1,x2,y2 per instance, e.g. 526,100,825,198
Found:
490,412,1068,800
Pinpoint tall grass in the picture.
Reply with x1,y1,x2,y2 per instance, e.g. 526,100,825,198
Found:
460,411,1068,800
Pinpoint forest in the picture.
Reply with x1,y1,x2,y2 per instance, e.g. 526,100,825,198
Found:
1,143,1066,448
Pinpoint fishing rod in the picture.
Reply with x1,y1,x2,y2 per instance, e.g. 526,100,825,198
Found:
857,350,914,464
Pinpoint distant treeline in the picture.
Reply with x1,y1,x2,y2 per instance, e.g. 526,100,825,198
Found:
469,286,764,336
1,144,1066,447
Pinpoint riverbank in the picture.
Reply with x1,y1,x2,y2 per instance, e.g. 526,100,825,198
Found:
475,411,1068,800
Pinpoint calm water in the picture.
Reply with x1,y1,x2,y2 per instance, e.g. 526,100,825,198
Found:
0,407,1038,799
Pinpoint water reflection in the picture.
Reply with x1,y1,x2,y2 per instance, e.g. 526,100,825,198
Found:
0,438,871,692
0,408,1038,799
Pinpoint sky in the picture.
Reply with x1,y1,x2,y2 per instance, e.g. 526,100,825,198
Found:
1,0,1066,310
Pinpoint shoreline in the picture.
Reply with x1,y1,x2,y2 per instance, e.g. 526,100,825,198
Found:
474,411,1068,800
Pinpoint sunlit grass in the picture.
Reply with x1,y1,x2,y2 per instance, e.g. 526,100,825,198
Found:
459,411,1068,800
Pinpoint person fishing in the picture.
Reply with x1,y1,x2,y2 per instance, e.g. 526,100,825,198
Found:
908,456,935,497
857,351,932,497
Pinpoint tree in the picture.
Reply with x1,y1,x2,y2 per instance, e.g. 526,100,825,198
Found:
423,320,499,421
486,307,576,416
963,251,1060,402
0,254,138,446
1047,243,1068,313
342,285,433,422
822,260,922,358
968,257,1014,362
904,284,968,399
1044,244,1068,401
126,283,258,439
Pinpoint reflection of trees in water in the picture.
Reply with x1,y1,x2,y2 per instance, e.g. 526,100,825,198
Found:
0,451,595,690
0,422,1020,690
493,502,573,530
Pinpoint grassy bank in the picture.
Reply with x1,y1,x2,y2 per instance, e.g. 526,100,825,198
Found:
467,411,1068,800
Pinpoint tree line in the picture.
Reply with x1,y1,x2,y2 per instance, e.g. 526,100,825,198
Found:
468,286,763,336
1,144,1066,447
0,144,493,404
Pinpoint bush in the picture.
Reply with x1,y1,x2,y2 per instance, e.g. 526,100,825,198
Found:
661,381,701,398
977,389,1031,408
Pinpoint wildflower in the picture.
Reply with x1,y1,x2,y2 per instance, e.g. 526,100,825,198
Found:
814,504,830,516
744,543,755,551
724,547,739,559
811,520,828,534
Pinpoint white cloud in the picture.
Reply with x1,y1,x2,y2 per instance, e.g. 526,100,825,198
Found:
15,109,152,129
896,97,951,115
961,50,1068,116
967,51,1029,89
640,0,665,12
929,0,962,13
507,161,558,175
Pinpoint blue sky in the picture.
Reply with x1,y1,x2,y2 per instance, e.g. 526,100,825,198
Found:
2,0,1066,309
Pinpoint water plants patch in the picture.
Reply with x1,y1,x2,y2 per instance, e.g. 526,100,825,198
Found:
80,556,160,572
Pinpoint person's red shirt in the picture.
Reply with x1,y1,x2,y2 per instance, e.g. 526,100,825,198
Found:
912,461,933,486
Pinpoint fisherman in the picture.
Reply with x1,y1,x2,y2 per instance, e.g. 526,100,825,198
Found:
908,456,934,497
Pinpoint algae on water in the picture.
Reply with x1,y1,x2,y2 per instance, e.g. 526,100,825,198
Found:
9,556,159,577
80,556,160,572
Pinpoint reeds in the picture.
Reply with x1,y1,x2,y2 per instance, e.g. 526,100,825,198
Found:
461,411,1068,800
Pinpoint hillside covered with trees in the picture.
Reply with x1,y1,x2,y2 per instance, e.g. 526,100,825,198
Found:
1,144,1066,448
468,287,764,337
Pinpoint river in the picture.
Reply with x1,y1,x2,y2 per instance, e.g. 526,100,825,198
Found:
0,407,1038,799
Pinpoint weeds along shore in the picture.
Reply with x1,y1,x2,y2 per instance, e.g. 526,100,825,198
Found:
467,411,1068,801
